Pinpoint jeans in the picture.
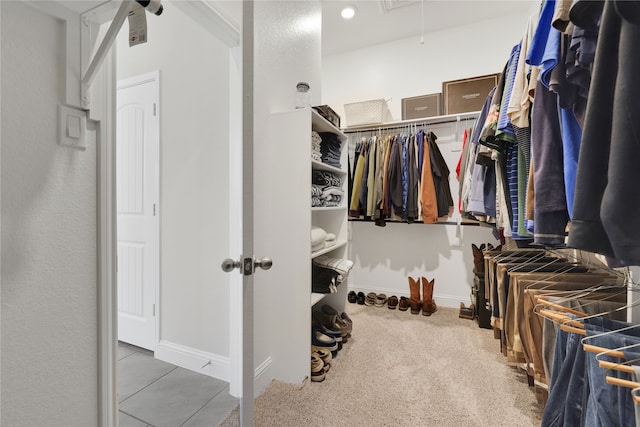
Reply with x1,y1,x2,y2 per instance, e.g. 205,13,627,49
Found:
543,326,585,426
582,321,640,427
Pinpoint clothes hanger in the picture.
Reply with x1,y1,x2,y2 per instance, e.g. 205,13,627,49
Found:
592,343,640,389
532,280,629,321
581,316,640,356
533,282,636,336
546,247,628,280
597,353,640,375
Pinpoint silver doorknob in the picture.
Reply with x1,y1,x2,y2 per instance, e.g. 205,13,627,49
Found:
254,257,273,270
221,258,242,273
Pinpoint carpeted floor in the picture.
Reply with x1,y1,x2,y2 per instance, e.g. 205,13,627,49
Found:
221,303,544,426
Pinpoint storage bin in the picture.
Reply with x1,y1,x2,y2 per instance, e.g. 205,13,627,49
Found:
401,93,442,120
344,99,393,127
442,73,500,114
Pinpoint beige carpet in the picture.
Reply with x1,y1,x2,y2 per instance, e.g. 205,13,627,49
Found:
221,303,544,427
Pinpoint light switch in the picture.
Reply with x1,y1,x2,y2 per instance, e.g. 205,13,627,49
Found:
67,115,81,138
58,105,87,149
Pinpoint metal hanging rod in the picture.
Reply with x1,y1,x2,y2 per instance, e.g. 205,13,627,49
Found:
343,111,480,133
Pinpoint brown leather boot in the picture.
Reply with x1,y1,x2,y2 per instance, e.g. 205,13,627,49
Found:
471,244,485,276
421,277,437,316
408,276,421,315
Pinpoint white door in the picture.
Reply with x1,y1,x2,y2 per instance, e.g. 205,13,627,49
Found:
116,72,160,351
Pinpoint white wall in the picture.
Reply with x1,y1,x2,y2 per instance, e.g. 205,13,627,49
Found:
322,6,537,122
1,2,98,425
116,3,231,360
253,0,322,391
322,8,534,307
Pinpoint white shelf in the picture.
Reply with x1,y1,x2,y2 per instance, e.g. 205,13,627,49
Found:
312,109,346,138
311,206,346,212
311,159,346,174
311,240,347,258
311,293,326,306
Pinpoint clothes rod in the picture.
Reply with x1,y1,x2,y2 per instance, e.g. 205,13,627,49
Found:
343,111,480,133
348,218,481,227
81,0,164,109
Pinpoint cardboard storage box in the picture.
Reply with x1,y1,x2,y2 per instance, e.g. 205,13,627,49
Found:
401,93,442,120
442,73,500,114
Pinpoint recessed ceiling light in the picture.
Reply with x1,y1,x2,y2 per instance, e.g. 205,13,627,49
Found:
341,5,357,20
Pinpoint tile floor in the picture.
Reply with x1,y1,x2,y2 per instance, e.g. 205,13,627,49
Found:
118,342,238,427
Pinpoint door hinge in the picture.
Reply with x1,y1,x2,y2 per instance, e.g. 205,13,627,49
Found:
116,255,118,272
153,304,156,316
153,203,156,216
153,103,157,116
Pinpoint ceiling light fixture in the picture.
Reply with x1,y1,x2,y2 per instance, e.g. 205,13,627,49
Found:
341,5,357,20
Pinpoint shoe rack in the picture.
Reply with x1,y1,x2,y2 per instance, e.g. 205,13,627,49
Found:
264,108,349,384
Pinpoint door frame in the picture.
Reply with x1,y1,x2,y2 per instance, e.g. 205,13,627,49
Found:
115,70,160,352
84,2,244,426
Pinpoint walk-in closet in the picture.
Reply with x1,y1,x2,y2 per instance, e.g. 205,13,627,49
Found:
3,1,640,426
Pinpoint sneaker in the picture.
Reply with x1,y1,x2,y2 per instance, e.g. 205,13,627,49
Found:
347,291,357,303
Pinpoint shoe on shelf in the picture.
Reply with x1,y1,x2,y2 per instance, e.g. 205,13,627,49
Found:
398,296,411,311
340,312,353,339
311,353,324,373
311,367,326,382
375,293,387,307
313,321,343,351
312,328,338,352
340,312,353,327
348,291,357,304
317,307,350,342
365,292,377,306
312,346,332,365
356,292,366,305
387,295,399,309
321,304,338,316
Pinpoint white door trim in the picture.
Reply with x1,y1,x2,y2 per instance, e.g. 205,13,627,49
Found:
116,70,160,352
87,5,242,427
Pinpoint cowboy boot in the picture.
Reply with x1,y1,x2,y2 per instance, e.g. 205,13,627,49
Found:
471,244,485,277
421,277,437,316
408,276,421,315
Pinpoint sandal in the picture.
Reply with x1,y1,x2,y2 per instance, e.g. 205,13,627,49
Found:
356,292,366,305
387,295,399,309
375,293,387,307
364,292,377,306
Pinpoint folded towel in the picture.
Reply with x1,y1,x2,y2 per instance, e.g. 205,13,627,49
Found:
312,242,325,253
325,232,336,242
313,255,353,275
311,226,327,246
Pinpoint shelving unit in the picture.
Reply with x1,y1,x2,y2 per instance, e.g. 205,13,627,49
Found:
265,108,349,385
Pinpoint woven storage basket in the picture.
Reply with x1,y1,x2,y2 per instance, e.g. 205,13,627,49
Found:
344,99,392,127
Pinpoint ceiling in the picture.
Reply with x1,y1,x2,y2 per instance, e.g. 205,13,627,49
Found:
321,0,539,56
59,0,539,57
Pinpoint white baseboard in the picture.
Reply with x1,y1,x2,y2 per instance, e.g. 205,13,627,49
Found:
155,340,230,382
253,357,273,398
347,284,472,309
156,340,274,399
